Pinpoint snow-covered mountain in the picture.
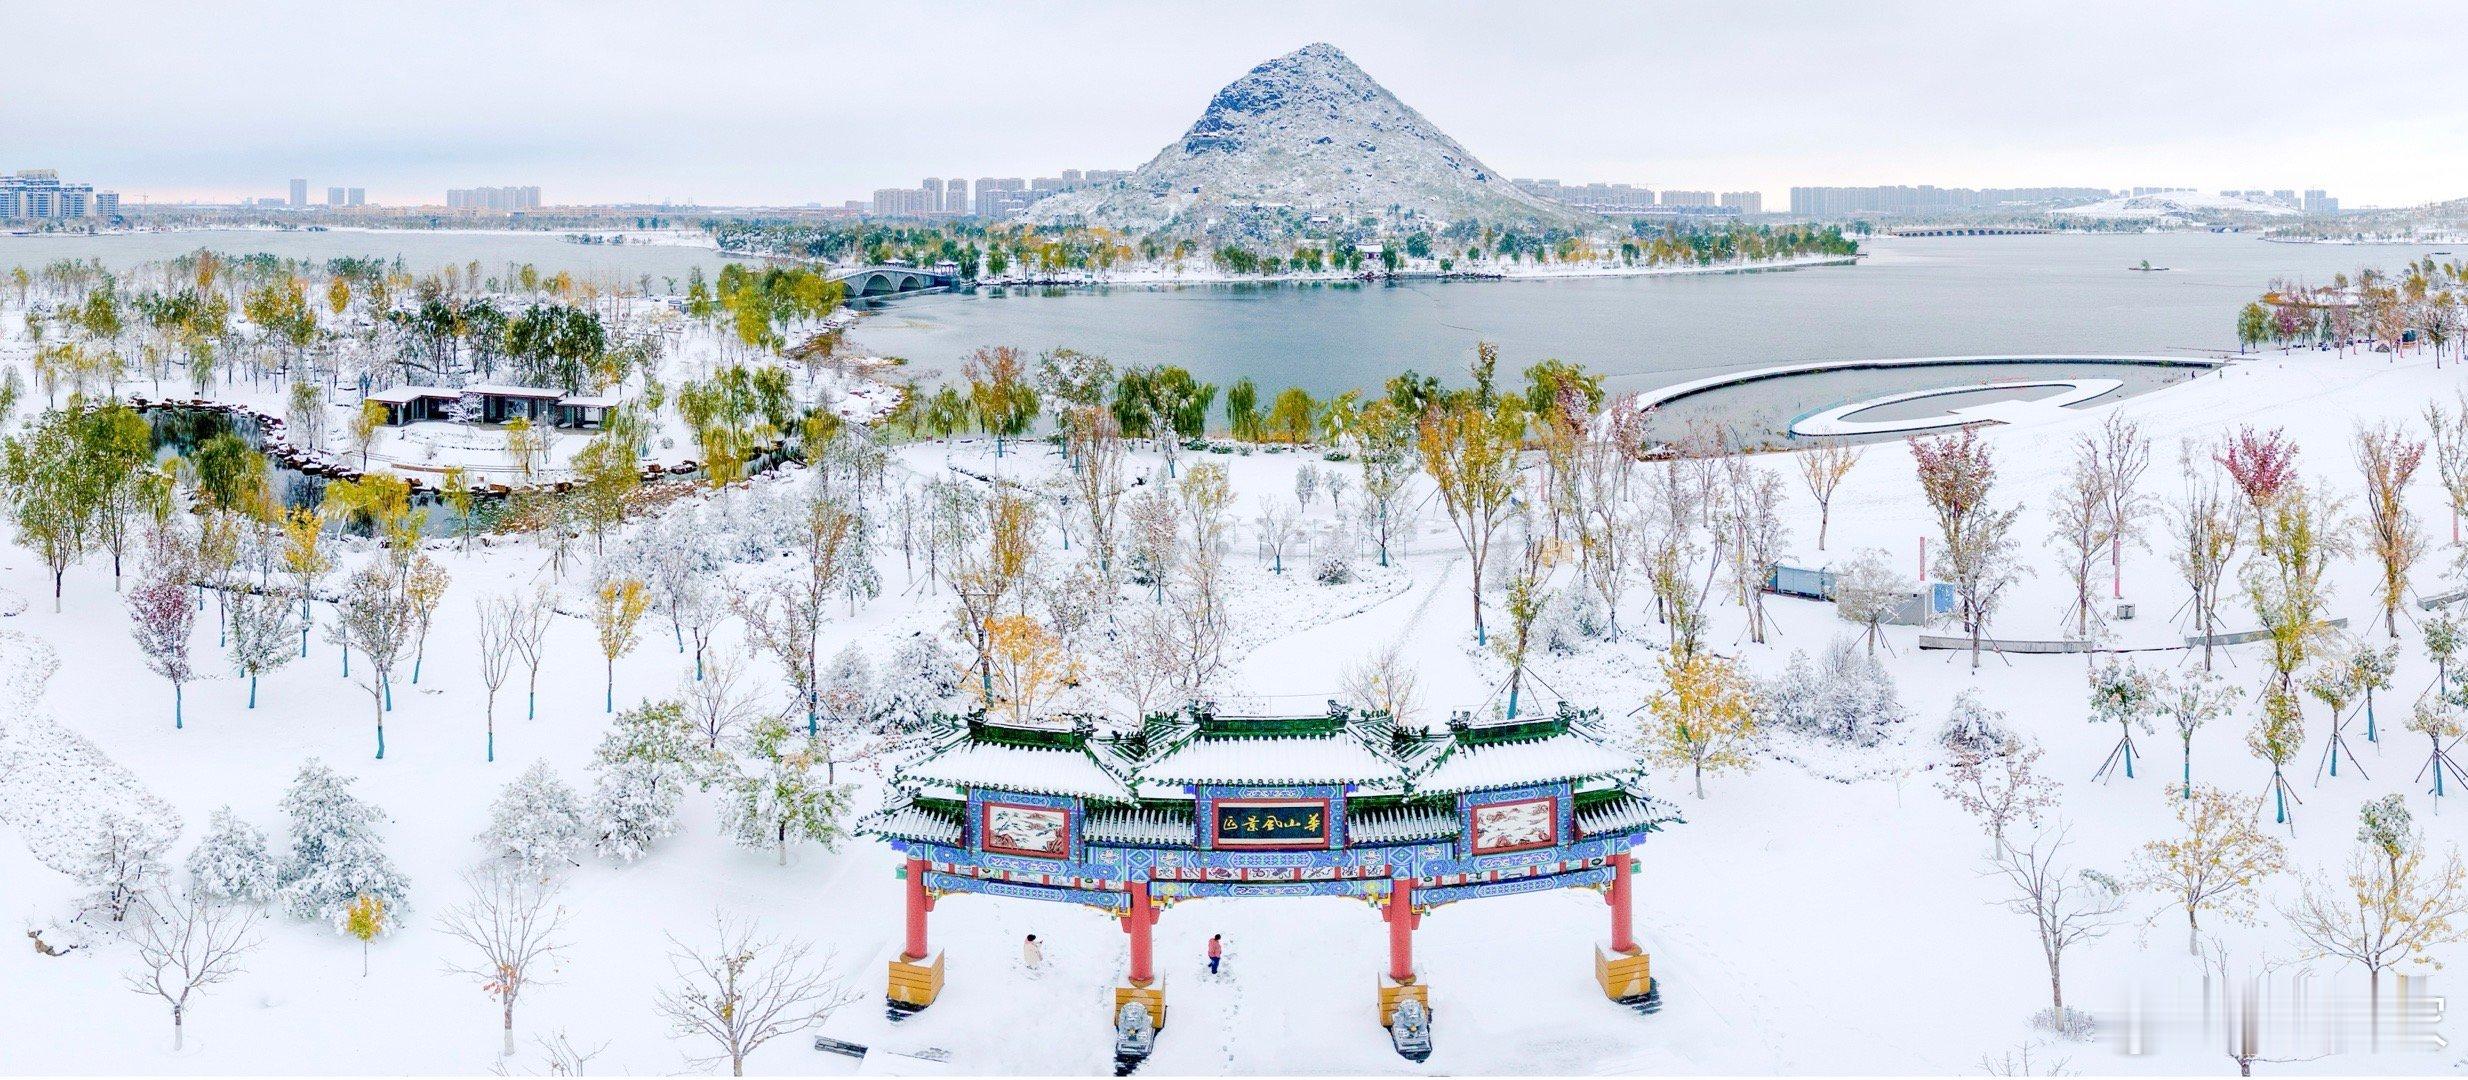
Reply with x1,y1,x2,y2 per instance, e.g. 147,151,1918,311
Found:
2051,190,2299,220
1024,43,1587,234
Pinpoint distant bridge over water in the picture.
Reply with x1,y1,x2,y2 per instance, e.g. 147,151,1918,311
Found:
1884,225,2051,237
831,264,958,298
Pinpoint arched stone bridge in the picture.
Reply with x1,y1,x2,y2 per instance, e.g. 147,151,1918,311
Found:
832,264,958,298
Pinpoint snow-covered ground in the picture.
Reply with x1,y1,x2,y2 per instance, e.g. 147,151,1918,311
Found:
8,319,2468,1074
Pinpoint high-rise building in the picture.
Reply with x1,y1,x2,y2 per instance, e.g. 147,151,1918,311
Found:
872,187,936,217
327,187,346,207
945,178,968,215
921,178,943,214
1,169,115,221
446,186,542,211
1719,191,1763,214
2303,189,2339,215
346,188,365,207
289,178,308,207
1659,190,1715,207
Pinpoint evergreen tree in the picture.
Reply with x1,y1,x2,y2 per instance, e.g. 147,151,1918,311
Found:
275,759,410,926
185,805,277,905
478,760,591,872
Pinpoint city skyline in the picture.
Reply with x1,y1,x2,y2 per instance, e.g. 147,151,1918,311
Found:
8,1,2463,210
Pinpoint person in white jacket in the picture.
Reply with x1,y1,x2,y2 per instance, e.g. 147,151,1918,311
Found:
1022,933,1044,969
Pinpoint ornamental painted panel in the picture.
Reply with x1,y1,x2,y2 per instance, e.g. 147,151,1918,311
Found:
982,801,1071,860
1209,798,1332,850
1469,795,1558,855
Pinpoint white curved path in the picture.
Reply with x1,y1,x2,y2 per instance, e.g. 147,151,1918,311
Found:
1789,377,2123,436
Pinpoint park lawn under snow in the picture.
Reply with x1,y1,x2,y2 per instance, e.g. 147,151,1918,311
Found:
9,337,2468,1075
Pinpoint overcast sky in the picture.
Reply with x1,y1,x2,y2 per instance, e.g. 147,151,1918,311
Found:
8,0,2460,209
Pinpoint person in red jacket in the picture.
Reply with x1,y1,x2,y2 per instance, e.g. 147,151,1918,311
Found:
1207,933,1223,975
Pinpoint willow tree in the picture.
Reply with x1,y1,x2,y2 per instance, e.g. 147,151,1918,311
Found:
963,345,1037,457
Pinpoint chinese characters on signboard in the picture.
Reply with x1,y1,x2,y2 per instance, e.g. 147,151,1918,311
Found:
1211,799,1330,849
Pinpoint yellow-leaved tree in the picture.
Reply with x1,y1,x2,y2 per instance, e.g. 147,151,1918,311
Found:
344,893,387,977
1645,651,1760,799
2128,786,2287,955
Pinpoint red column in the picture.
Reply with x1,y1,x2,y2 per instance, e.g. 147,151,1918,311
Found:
1607,851,1636,954
1386,875,1417,982
1125,880,1156,985
903,855,931,960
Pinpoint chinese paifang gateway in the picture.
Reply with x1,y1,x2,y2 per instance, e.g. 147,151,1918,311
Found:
860,702,1680,1064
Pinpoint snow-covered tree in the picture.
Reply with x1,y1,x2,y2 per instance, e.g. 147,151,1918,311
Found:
326,560,413,759
1643,650,1761,799
2284,803,2468,1038
2087,660,2159,783
721,716,852,866
2130,786,2287,954
226,586,300,710
655,915,859,1077
126,562,198,730
439,862,571,1058
478,760,591,873
2156,668,2241,800
78,809,173,924
592,700,703,862
1992,825,2124,1030
123,884,261,1051
1829,549,1910,656
185,806,276,905
1939,695,2057,856
817,643,877,782
275,758,410,927
877,634,960,735
507,585,557,721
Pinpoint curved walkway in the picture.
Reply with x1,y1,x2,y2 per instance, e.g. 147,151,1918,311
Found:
1789,377,2123,436
1631,353,2225,415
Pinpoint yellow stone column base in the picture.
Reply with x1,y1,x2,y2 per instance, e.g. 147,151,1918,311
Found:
1114,983,1167,1029
888,950,945,1011
1378,974,1430,1027
1594,944,1652,1001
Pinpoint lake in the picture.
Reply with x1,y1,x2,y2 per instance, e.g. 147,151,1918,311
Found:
848,231,2436,402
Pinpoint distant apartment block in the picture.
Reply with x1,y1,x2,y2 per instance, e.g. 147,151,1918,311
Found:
347,188,365,207
289,178,308,208
1719,191,1763,214
327,186,347,207
1788,184,2115,217
869,168,1122,218
872,186,938,217
1659,190,1716,207
1,169,119,221
447,186,542,211
2304,189,2339,214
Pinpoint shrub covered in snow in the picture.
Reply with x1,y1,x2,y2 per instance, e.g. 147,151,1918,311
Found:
1762,637,1907,746
1314,556,1353,585
75,809,173,924
1939,689,2015,759
877,635,960,734
1537,586,1607,655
